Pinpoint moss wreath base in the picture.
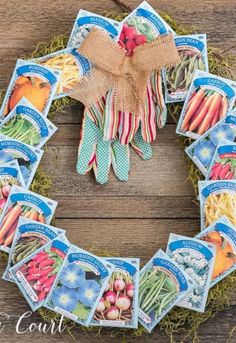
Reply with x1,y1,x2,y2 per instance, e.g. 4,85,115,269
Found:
0,3,236,343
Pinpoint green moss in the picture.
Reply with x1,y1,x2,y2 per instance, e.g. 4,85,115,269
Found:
0,8,235,343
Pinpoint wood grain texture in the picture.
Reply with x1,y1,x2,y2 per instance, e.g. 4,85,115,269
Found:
0,0,235,342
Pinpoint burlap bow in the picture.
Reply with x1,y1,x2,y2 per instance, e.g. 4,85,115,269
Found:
69,28,180,115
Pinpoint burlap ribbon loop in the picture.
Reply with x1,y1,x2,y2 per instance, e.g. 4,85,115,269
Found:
69,28,180,115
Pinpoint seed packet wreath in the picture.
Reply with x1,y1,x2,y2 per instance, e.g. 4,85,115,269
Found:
0,134,43,187
206,139,236,181
3,217,65,282
9,234,70,312
45,245,114,326
185,110,236,176
92,257,140,329
0,160,25,213
196,216,236,287
0,185,57,252
166,233,215,313
0,97,57,148
34,48,91,99
67,9,121,48
0,59,60,119
163,34,208,103
176,70,236,139
199,180,236,229
138,249,194,333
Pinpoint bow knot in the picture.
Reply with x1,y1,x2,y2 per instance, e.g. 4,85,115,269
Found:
69,28,180,115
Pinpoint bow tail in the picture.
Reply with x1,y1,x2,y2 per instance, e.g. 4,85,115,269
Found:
69,68,113,108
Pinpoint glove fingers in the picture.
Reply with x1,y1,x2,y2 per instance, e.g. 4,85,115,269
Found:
150,72,167,129
140,80,157,143
77,116,98,175
86,96,106,129
94,138,111,184
131,129,153,160
118,111,140,145
111,141,130,181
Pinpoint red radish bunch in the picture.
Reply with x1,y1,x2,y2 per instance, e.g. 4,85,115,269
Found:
210,161,235,180
94,271,135,322
18,250,57,302
119,24,147,56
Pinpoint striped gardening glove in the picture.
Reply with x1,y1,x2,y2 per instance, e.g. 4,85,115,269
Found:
103,72,167,145
77,98,152,184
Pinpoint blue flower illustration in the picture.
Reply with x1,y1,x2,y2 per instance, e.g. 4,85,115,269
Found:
51,286,78,312
0,151,12,164
60,263,85,289
209,124,235,146
76,280,100,308
194,140,215,167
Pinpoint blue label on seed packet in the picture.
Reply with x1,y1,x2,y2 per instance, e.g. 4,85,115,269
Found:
0,139,38,163
201,181,236,197
106,258,138,276
153,257,189,291
226,115,236,125
77,16,119,37
194,77,235,99
10,192,52,217
169,240,214,261
19,222,59,240
70,49,91,74
215,222,236,242
175,37,205,51
218,144,236,156
69,252,110,278
0,166,18,178
16,64,58,85
135,8,168,34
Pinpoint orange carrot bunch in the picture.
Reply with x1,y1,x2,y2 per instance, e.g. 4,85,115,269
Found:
181,87,228,135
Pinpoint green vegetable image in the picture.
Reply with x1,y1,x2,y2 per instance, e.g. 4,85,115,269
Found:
139,269,177,320
166,51,205,93
0,114,41,146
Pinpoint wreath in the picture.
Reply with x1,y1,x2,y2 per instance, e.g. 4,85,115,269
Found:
0,2,235,342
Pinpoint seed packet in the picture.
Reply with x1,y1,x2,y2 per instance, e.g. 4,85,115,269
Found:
164,34,208,103
0,185,57,253
206,139,236,181
185,110,236,176
0,134,43,187
199,180,236,229
3,217,65,282
0,160,25,214
196,216,236,287
166,234,215,312
0,59,60,120
0,97,57,149
45,245,114,327
91,257,139,329
67,9,121,48
138,249,194,332
176,70,236,139
34,48,91,99
119,1,175,54
9,234,70,312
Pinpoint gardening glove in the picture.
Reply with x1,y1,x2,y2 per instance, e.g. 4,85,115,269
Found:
77,104,152,184
103,73,167,145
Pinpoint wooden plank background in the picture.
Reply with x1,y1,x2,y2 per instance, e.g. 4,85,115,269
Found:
0,0,235,342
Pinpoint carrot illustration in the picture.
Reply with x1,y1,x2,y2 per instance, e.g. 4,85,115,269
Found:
210,101,221,128
28,210,39,221
219,96,228,120
0,204,22,240
181,88,205,130
24,208,33,218
3,218,19,246
189,91,215,132
197,93,222,135
38,213,45,223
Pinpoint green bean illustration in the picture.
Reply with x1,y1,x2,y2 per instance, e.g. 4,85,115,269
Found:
166,52,205,93
139,269,177,318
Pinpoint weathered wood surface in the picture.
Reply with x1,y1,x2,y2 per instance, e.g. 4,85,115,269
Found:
0,0,235,342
